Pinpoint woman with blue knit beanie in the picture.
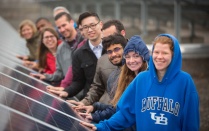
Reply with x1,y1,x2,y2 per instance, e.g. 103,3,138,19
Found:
79,35,150,130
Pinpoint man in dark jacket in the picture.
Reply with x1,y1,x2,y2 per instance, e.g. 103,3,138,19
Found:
47,12,104,100
70,20,127,106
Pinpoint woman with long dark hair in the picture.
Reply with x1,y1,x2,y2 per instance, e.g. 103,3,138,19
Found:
38,27,60,74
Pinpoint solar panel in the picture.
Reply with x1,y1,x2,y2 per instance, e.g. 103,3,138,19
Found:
0,17,89,131
0,84,88,131
0,104,61,131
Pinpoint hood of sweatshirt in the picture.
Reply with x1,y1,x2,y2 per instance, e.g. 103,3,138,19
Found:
149,34,182,84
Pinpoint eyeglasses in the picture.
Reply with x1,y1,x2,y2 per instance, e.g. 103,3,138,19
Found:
82,21,100,32
124,54,141,60
43,35,55,40
107,47,121,55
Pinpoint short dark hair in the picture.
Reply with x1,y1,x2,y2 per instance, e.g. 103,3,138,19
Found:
102,20,125,34
77,11,100,26
54,12,72,21
35,17,50,24
102,34,127,50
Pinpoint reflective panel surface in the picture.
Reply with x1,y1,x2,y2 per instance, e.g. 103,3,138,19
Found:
0,16,89,131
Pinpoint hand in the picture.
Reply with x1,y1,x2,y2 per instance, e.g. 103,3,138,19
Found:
23,60,32,68
66,100,85,107
30,73,46,80
79,112,93,121
46,86,68,98
46,86,64,91
75,105,94,114
38,68,45,73
66,100,85,111
23,61,38,69
16,55,28,60
29,62,38,69
80,121,97,130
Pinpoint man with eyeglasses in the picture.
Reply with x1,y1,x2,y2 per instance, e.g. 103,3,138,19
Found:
67,20,127,107
47,12,104,100
104,34,127,100
31,12,84,85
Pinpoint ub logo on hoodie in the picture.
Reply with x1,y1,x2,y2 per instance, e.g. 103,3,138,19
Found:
141,96,180,125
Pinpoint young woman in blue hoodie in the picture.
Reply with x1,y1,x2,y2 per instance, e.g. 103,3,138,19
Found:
81,34,199,131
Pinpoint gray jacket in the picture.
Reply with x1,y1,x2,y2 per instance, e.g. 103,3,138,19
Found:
81,54,117,105
44,34,84,82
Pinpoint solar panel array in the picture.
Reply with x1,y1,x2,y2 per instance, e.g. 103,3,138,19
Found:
0,17,89,131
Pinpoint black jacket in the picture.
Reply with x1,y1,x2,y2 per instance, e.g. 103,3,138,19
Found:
65,40,105,100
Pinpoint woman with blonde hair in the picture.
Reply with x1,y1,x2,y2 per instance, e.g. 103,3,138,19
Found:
17,19,40,62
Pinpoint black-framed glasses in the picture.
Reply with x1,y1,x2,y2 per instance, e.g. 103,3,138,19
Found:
107,47,121,55
82,21,100,31
43,35,55,40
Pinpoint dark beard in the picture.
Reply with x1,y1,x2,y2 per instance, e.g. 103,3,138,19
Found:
110,60,122,67
109,55,123,67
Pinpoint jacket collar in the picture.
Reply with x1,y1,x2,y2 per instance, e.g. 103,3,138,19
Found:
82,40,106,55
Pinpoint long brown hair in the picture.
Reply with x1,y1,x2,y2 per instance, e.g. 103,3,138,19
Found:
111,60,148,107
38,27,59,69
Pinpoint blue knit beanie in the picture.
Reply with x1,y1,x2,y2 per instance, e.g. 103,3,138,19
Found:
124,35,150,62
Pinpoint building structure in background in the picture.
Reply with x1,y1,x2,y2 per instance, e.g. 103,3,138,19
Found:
0,0,209,44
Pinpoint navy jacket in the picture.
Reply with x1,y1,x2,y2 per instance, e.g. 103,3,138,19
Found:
92,102,116,123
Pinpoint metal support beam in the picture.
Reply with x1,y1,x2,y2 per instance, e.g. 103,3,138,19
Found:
140,0,148,36
174,0,181,42
69,4,75,14
81,4,87,13
154,17,160,31
96,3,102,18
114,1,120,20
189,20,195,42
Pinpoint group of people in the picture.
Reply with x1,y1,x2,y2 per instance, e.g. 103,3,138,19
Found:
16,6,199,131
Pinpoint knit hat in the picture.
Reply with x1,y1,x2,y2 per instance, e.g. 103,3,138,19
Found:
124,35,150,62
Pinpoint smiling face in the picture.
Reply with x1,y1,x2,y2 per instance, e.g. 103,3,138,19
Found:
42,31,57,50
125,51,143,74
81,16,102,42
107,44,124,66
152,42,172,74
21,25,34,40
55,15,74,40
36,19,52,32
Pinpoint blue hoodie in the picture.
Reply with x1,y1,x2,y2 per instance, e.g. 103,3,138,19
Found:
95,34,199,131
